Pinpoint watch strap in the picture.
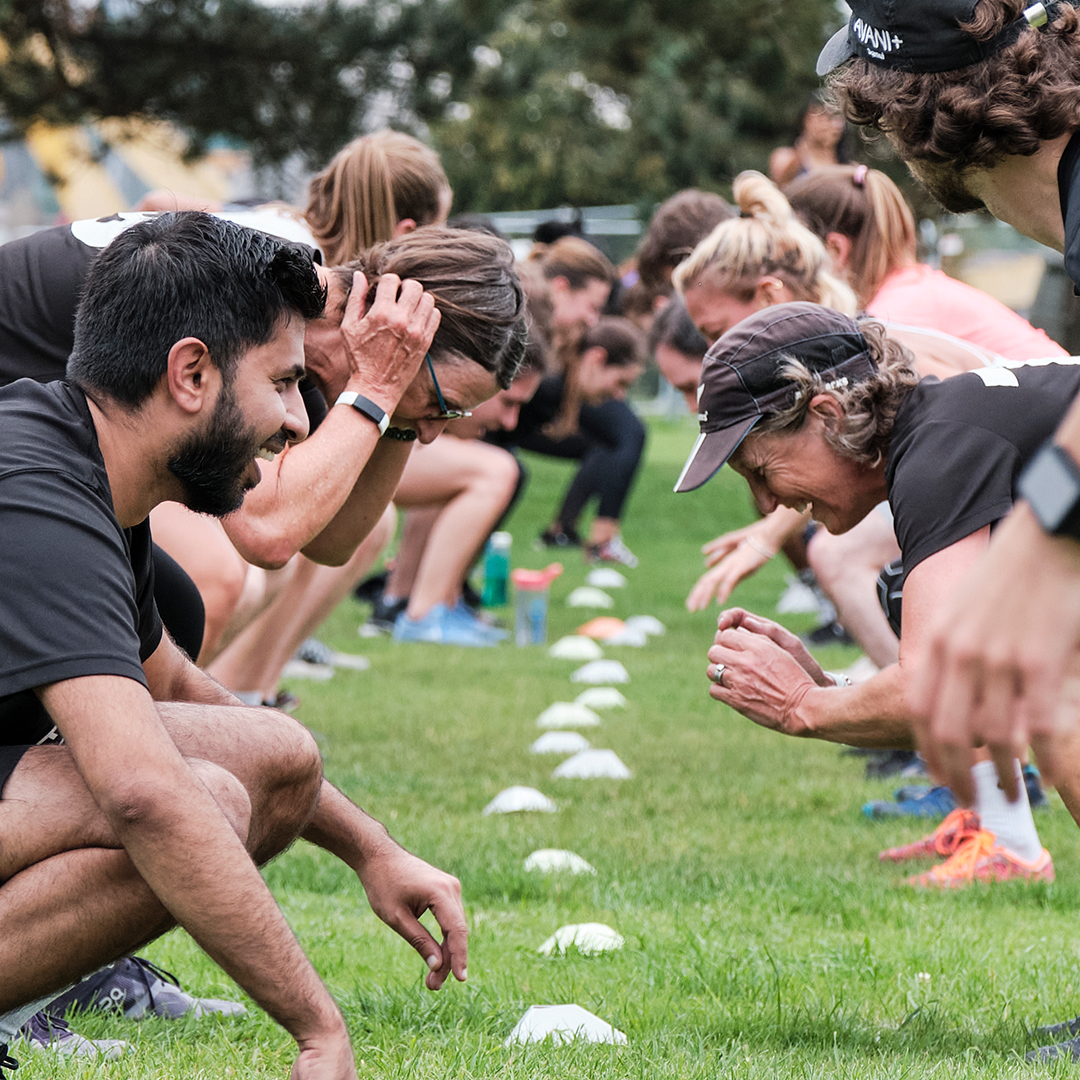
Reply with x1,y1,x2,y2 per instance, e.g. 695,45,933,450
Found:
335,390,389,435
1018,440,1080,540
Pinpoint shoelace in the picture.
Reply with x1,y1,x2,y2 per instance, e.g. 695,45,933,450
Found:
928,829,997,882
932,809,982,856
0,1043,19,1076
127,956,183,1012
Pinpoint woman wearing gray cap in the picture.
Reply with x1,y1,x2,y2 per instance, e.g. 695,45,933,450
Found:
676,301,1075,891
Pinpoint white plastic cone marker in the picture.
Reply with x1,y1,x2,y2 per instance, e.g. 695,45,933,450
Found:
504,1004,628,1047
538,923,625,956
280,660,335,682
603,626,648,647
548,636,605,661
566,586,615,609
552,749,632,780
624,615,666,636
536,702,602,729
530,731,592,755
574,687,627,710
482,786,558,815
586,567,627,589
571,659,630,684
523,849,597,874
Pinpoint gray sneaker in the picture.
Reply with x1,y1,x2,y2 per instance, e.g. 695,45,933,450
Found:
1027,1034,1080,1062
18,1010,128,1059
46,956,246,1020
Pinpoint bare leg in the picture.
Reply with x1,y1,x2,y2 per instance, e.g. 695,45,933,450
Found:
588,516,619,546
207,506,394,699
0,701,320,1011
150,504,249,664
384,507,440,600
395,438,518,619
807,513,902,669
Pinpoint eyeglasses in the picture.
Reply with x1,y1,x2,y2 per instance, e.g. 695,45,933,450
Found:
426,352,472,420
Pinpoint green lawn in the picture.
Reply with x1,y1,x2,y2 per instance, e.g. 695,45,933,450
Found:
30,416,1080,1078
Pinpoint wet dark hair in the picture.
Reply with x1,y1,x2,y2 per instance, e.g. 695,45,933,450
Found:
330,226,527,390
636,189,736,292
581,316,647,368
68,212,325,408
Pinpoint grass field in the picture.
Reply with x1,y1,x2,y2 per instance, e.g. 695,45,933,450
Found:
28,416,1080,1078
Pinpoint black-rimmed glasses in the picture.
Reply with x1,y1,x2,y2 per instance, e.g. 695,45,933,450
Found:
426,352,472,420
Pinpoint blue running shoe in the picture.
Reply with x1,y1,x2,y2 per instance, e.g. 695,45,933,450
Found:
1024,763,1050,810
863,784,957,820
393,603,497,647
450,599,508,641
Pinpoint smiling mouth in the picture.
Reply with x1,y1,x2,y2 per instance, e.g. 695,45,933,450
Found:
255,436,287,462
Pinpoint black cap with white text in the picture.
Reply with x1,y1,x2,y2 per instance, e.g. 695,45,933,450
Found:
816,0,1072,77
674,303,876,494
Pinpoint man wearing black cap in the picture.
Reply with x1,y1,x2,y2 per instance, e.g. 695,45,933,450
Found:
678,302,1070,896
819,0,1080,836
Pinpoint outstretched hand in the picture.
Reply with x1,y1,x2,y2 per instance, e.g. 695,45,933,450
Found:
686,543,771,611
358,842,468,991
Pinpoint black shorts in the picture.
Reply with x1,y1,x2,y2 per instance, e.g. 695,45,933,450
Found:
0,744,30,798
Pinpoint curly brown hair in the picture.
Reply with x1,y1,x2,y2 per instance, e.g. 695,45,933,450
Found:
828,0,1080,171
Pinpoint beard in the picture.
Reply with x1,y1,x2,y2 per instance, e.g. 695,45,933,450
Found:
167,382,264,517
905,158,987,215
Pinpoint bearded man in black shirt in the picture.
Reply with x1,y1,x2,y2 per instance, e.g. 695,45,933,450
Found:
0,213,467,1080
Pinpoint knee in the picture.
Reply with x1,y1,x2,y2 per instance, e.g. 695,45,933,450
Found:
188,759,253,844
806,530,847,588
489,451,520,505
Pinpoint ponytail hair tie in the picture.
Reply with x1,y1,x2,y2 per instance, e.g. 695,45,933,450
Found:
852,165,868,188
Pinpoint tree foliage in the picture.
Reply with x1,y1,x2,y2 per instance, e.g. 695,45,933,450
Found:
0,0,843,208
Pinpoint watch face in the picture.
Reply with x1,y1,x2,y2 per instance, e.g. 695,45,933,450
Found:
1022,446,1080,532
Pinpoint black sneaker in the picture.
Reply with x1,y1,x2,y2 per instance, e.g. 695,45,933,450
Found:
1027,1034,1080,1062
800,620,855,648
864,749,920,780
46,955,245,1020
368,595,408,633
352,570,389,606
1024,763,1050,810
536,527,581,550
1032,1015,1080,1045
0,1044,17,1078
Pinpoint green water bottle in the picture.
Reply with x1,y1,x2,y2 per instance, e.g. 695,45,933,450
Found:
481,531,511,606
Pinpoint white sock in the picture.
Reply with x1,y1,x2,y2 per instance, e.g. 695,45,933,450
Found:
972,759,1043,862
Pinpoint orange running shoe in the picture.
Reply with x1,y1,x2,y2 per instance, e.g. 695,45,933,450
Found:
879,808,982,862
906,829,1055,888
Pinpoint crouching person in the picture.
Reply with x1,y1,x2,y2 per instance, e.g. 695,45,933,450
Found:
0,212,466,1079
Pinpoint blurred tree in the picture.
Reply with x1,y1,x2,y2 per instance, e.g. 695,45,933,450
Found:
430,0,844,211
0,0,844,208
0,0,497,170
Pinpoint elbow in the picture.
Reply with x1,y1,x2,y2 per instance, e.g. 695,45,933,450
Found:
100,777,177,832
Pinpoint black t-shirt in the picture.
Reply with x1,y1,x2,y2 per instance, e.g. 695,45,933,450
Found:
886,359,1080,587
0,379,162,745
0,213,327,430
1057,130,1080,290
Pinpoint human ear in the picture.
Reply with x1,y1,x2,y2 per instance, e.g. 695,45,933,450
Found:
393,218,418,237
165,338,216,415
808,393,845,426
753,275,787,306
824,232,853,272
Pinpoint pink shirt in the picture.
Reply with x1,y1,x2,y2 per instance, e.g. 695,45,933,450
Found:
867,264,1067,362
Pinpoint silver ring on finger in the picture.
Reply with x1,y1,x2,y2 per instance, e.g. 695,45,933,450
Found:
711,663,726,687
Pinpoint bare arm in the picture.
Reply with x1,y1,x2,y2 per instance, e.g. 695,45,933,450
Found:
705,530,990,750
687,506,809,612
143,632,239,705
223,273,439,568
37,675,354,1075
302,784,468,991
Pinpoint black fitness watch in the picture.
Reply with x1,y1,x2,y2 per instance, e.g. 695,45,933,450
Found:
1017,440,1080,540
335,391,389,436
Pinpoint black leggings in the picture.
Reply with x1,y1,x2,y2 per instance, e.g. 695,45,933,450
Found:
517,399,646,529
152,545,206,661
